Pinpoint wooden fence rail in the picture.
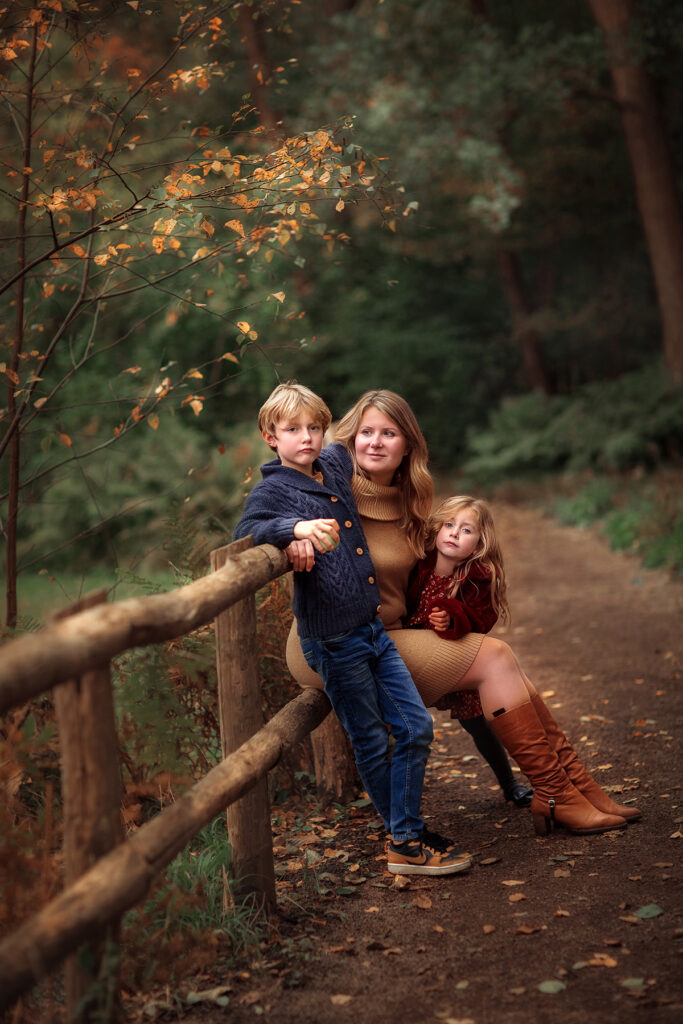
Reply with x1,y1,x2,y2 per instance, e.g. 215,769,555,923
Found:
0,540,333,1017
0,542,289,716
0,688,329,1011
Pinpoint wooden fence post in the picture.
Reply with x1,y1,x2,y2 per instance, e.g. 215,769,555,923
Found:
53,590,124,1023
211,539,276,913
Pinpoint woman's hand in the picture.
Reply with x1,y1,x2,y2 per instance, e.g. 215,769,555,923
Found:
285,539,316,572
293,517,340,553
429,607,450,631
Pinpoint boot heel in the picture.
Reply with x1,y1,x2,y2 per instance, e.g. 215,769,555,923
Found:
533,797,556,836
533,811,551,835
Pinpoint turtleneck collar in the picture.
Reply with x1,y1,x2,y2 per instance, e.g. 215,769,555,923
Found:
351,473,402,522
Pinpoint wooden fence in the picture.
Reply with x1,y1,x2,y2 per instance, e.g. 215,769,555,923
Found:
0,539,332,1019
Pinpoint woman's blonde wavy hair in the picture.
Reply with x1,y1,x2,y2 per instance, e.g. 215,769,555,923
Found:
335,390,433,558
427,495,510,622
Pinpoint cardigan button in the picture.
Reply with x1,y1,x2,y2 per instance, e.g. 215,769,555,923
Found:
368,576,375,585
356,547,363,555
344,520,352,528
330,496,339,502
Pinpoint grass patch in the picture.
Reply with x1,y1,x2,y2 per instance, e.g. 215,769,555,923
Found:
14,567,177,627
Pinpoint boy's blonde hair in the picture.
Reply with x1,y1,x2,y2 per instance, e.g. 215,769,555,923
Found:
427,495,510,623
258,381,332,447
335,389,433,559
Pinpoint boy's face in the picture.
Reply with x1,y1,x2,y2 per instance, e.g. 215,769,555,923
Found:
263,410,324,475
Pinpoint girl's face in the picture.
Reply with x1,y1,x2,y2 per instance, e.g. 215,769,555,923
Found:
354,407,409,486
435,512,482,567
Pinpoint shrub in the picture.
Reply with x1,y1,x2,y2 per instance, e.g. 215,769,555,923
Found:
462,364,683,484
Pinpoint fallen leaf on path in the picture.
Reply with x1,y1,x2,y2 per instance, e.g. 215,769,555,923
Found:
238,991,263,1006
538,980,566,993
636,904,663,918
479,857,500,866
483,924,496,934
509,986,526,995
516,924,542,935
393,875,410,889
619,916,640,924
554,909,570,917
509,893,526,903
365,906,380,913
330,994,353,1005
502,879,525,886
413,895,432,909
185,986,231,1006
434,925,445,933
589,954,618,968
382,946,404,956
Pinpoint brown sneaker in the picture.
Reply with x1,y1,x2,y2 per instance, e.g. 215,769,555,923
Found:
387,837,472,876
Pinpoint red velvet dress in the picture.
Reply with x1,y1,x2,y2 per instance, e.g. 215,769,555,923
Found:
405,551,498,720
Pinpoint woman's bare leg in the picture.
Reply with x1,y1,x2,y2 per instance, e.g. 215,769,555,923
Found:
457,637,534,718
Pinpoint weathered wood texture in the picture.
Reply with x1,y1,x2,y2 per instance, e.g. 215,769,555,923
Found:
53,591,125,1022
212,540,276,911
310,713,358,806
0,542,290,715
0,688,330,1011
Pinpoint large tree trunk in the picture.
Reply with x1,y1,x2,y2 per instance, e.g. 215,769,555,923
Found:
496,249,553,394
588,0,683,382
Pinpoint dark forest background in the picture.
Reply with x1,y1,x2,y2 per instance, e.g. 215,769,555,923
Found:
2,0,683,625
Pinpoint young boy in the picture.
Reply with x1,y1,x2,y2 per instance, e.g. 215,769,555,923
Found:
234,382,471,876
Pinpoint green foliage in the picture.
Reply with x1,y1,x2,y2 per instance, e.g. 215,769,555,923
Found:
544,470,683,576
553,480,615,528
121,816,264,987
462,365,683,484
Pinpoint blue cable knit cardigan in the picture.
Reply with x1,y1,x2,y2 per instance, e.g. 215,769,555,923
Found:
233,443,382,639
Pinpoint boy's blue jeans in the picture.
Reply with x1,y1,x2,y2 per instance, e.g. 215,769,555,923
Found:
301,617,433,842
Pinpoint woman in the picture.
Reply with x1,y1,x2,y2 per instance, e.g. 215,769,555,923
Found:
286,390,640,836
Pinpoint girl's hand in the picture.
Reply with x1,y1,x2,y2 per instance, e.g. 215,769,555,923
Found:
429,607,450,631
293,518,340,553
285,539,316,572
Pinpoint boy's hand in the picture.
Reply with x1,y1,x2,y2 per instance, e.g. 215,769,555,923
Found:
293,518,340,553
429,607,450,631
285,539,316,572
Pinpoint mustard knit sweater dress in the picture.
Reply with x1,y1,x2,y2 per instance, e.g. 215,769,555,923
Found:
285,474,484,706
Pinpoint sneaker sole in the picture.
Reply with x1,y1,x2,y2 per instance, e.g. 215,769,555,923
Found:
387,856,472,876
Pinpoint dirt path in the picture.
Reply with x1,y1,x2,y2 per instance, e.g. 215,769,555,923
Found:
141,504,683,1024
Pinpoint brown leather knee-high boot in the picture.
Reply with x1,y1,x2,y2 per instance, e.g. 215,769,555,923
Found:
489,702,626,835
530,694,641,822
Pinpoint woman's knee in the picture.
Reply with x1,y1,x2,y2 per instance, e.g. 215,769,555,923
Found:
472,636,518,677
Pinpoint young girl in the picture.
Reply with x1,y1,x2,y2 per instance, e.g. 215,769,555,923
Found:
405,496,532,805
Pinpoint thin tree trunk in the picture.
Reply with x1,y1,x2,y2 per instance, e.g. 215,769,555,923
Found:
6,25,37,628
239,8,282,136
588,0,683,382
496,249,553,394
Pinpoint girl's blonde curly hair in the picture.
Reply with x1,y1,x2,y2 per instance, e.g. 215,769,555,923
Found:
428,495,510,623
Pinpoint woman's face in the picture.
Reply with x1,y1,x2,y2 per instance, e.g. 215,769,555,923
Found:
354,407,409,486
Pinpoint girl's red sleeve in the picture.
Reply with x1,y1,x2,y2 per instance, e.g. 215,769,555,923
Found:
430,567,498,638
